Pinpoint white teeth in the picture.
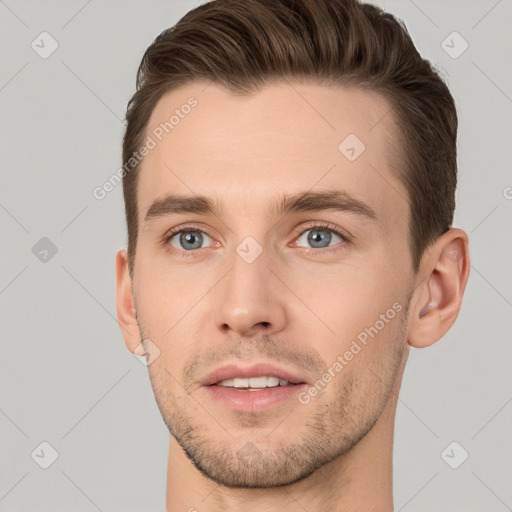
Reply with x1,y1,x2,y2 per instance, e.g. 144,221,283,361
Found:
216,376,292,388
233,378,248,388
249,376,271,388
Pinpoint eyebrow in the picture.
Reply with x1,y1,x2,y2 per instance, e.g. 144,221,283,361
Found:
144,190,378,223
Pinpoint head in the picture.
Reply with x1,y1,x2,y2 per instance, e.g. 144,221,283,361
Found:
116,0,469,488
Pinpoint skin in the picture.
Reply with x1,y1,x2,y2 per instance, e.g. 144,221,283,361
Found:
115,81,470,511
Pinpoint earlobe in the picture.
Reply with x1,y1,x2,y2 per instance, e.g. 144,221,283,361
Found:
115,249,142,353
408,229,470,348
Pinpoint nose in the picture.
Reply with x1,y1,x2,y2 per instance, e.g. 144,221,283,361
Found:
213,246,287,338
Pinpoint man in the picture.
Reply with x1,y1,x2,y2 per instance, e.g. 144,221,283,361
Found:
115,0,470,510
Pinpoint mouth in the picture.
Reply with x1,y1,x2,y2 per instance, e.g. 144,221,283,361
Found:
213,375,300,390
201,361,308,387
201,362,309,412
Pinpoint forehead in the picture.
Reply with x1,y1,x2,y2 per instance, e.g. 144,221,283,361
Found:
137,81,407,228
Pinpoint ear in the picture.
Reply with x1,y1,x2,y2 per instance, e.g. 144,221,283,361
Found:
408,228,470,348
115,249,144,355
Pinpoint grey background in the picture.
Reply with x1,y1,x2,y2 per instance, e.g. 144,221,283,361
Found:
1,0,511,510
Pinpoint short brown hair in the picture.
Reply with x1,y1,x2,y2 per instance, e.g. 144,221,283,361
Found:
122,0,457,277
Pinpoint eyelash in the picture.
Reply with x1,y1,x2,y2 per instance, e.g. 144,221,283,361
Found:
162,222,350,259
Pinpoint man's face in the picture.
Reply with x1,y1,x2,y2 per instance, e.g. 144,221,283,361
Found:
131,81,414,487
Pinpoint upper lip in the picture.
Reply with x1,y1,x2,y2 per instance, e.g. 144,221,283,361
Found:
201,362,308,386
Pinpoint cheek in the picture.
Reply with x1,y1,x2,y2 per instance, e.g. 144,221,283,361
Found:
295,256,398,324
134,259,204,328
290,258,406,370
133,264,209,374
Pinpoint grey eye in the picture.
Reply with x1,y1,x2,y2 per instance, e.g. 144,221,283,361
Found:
170,230,212,251
297,228,343,249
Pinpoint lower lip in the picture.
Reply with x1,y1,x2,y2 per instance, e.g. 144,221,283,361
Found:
203,383,308,412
